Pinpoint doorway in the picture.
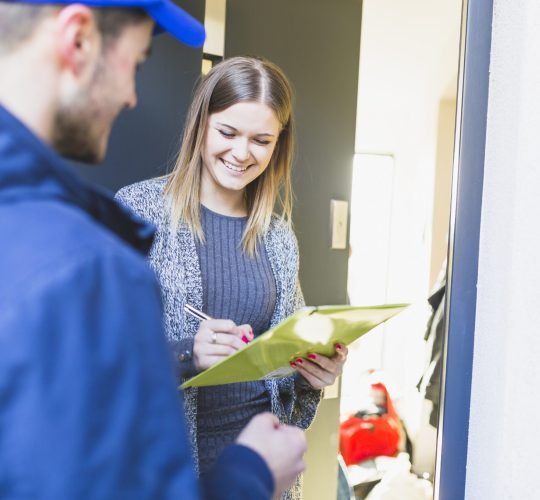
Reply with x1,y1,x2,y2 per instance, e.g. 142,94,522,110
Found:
341,0,463,498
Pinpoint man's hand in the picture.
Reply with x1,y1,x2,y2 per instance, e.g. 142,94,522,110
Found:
193,319,253,371
236,413,307,499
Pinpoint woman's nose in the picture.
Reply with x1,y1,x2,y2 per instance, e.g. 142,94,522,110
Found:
232,139,250,162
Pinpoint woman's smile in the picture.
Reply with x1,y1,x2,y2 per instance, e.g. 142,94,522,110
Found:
221,158,250,173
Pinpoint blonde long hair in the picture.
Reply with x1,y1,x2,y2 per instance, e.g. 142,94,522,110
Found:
164,56,295,256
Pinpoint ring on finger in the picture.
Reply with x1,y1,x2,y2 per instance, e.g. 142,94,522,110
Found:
211,332,217,344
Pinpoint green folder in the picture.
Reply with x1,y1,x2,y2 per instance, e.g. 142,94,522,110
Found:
181,303,408,388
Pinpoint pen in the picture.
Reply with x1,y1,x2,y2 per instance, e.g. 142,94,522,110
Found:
184,303,212,321
184,303,251,345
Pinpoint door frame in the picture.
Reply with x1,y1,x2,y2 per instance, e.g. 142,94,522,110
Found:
435,0,493,498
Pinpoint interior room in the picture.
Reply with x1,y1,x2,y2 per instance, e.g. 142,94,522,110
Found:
341,0,462,497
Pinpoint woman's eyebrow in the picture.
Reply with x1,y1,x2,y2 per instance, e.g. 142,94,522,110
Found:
216,122,275,137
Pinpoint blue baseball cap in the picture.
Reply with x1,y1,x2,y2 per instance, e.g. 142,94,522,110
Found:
10,0,206,47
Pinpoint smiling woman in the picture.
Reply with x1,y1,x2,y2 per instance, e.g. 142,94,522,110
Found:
200,101,281,210
162,55,297,256
115,55,349,500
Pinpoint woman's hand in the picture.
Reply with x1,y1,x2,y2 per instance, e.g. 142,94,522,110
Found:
291,343,348,390
193,319,253,372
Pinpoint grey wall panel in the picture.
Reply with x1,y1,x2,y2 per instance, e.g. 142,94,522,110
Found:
225,0,362,306
225,3,362,499
73,0,205,192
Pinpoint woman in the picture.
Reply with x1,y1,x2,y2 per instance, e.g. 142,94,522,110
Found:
116,56,347,499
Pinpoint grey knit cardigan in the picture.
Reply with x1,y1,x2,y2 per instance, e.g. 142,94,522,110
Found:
116,178,322,498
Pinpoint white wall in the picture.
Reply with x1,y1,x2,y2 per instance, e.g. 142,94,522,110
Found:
355,0,461,303
466,1,540,498
203,0,226,56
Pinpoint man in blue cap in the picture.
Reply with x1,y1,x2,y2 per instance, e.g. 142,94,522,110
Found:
0,1,306,498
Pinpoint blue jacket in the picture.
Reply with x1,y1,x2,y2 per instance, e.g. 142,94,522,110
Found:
0,105,273,499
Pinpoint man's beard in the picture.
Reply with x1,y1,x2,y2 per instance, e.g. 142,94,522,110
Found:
51,105,104,164
51,60,115,164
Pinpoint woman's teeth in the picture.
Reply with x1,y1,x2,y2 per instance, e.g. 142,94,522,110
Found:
222,159,248,172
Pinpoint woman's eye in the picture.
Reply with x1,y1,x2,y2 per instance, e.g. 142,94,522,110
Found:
218,130,235,138
254,139,271,146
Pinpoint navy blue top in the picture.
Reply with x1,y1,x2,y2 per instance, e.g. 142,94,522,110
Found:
0,105,273,499
195,206,275,474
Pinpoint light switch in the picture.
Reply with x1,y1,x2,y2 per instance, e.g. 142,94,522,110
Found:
330,200,348,249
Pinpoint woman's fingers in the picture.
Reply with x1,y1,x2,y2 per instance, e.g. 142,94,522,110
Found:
201,339,239,355
203,319,253,343
307,343,348,369
202,319,236,332
236,323,255,343
294,358,335,385
291,343,349,389
194,339,239,370
293,362,332,390
193,319,253,371
208,331,245,351
300,345,348,373
334,343,349,362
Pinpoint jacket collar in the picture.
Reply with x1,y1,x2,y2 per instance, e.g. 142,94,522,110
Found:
0,104,155,255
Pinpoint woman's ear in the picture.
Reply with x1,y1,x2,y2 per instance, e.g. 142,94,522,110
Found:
54,5,100,77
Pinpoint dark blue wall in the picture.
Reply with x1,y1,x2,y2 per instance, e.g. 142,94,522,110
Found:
225,0,362,306
73,0,204,193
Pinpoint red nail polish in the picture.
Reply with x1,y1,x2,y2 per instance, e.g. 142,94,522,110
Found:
290,362,296,367
296,358,303,364
308,353,317,360
336,343,343,350
242,335,249,343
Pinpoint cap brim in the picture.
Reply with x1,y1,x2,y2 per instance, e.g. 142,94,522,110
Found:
146,1,206,48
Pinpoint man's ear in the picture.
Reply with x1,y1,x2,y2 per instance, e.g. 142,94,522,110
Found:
54,5,100,76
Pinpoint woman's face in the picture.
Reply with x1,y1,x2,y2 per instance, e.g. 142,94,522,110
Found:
201,101,281,196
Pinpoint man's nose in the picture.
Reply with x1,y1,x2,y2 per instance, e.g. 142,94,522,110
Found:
126,88,138,109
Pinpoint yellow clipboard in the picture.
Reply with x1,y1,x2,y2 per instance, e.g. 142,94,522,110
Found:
181,303,408,388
